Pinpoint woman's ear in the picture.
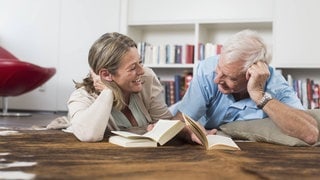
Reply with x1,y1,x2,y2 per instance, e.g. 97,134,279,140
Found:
99,68,113,82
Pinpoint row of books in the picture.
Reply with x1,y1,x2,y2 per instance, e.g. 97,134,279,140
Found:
287,75,320,109
160,72,193,106
198,43,222,60
137,42,222,65
160,73,319,109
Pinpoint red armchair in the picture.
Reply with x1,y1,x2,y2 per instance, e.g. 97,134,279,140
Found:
0,47,56,116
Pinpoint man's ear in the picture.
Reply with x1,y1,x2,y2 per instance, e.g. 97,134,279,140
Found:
99,68,113,82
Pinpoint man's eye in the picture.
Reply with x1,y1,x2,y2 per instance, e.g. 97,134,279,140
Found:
230,77,238,82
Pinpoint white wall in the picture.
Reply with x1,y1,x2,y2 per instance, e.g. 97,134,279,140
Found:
127,0,273,24
273,0,320,68
3,0,317,112
0,0,120,111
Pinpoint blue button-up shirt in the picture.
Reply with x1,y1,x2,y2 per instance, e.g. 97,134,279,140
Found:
176,56,304,129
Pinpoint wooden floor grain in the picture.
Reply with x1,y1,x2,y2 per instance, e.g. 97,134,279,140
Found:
1,130,320,179
1,112,320,179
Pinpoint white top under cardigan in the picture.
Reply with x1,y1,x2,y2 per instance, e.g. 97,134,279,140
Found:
66,67,173,142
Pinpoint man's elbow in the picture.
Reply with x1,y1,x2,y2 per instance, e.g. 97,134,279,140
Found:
303,126,319,145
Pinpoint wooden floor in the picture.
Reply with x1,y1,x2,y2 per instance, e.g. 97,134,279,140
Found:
1,129,320,179
0,111,67,129
1,111,320,179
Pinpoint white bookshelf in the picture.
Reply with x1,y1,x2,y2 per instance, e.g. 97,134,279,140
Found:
126,21,272,81
127,23,195,81
122,0,274,81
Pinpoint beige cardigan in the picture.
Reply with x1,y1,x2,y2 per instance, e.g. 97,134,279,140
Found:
67,67,173,142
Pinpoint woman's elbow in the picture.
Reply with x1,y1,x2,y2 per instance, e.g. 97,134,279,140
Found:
72,126,104,142
74,133,103,142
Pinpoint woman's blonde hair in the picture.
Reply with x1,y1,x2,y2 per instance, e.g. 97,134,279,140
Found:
73,73,98,96
88,32,137,110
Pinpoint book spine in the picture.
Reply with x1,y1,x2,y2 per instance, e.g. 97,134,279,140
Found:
185,44,194,64
174,75,181,102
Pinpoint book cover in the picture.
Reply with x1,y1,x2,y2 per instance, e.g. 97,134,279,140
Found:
185,44,194,64
174,45,182,64
184,72,193,91
174,74,181,102
198,43,205,60
168,81,175,105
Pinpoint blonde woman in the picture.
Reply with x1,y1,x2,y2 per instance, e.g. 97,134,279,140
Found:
67,32,172,142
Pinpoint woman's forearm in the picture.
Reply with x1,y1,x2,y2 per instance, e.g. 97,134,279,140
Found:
69,89,114,142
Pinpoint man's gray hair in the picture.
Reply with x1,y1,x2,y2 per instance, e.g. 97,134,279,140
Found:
221,29,271,71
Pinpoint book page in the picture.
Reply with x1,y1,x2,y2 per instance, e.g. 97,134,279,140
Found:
143,120,185,145
111,131,149,139
206,135,240,150
112,119,184,146
182,113,208,148
182,113,240,150
109,135,157,148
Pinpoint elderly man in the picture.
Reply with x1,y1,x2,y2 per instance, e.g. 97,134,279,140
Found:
173,29,318,145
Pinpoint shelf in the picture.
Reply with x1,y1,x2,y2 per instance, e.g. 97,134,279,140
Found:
124,0,275,104
127,19,273,84
128,25,195,45
145,64,194,68
128,18,272,26
274,64,320,69
198,21,273,49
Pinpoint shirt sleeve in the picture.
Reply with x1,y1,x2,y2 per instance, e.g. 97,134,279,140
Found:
67,88,114,142
177,57,218,121
267,67,305,110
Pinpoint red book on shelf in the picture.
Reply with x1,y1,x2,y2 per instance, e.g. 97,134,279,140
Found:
216,44,223,54
306,78,313,109
185,44,194,64
184,72,193,90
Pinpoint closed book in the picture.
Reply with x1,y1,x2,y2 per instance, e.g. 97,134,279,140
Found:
185,44,194,64
198,43,205,60
174,45,182,63
174,75,181,102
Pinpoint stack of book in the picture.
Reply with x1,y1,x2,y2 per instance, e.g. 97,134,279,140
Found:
161,72,193,106
287,74,320,109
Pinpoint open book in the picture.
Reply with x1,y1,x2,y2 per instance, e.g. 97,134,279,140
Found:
109,119,185,147
182,113,240,150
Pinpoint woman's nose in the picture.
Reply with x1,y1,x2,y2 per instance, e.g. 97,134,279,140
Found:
137,64,144,75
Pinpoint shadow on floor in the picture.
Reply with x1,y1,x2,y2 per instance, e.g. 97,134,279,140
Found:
0,111,67,129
